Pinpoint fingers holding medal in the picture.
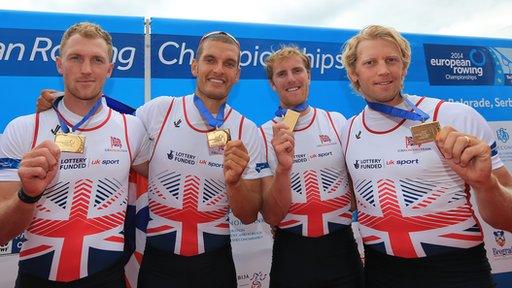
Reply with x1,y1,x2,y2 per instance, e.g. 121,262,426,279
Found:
436,125,490,167
272,122,295,170
223,140,250,185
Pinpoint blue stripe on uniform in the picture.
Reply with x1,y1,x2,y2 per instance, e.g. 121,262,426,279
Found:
490,142,498,157
0,158,21,169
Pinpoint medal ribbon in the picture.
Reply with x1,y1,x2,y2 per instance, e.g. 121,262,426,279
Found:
275,101,309,117
52,95,104,133
366,96,429,122
193,94,226,128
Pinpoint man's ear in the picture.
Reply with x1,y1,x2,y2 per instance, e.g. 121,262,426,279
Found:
56,57,63,75
191,59,198,77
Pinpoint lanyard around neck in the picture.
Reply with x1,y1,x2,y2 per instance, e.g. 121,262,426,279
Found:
193,94,227,128
52,95,104,133
366,96,429,122
275,101,309,117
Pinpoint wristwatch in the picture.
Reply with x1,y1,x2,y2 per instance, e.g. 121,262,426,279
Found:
17,188,43,204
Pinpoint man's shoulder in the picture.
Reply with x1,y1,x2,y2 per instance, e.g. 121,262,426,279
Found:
142,95,180,107
4,113,38,132
259,118,275,130
136,95,187,117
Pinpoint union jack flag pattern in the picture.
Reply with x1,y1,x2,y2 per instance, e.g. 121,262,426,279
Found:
261,108,353,237
19,176,129,281
355,177,482,258
342,95,504,258
145,171,230,255
139,95,264,256
278,169,352,236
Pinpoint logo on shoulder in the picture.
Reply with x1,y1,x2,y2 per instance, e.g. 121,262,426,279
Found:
255,162,270,173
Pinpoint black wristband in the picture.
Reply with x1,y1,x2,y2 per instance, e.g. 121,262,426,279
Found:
17,188,43,204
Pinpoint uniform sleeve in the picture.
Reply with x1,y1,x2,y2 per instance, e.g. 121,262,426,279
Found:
260,121,277,175
135,96,176,158
135,96,175,138
327,111,347,141
241,119,272,180
340,115,356,154
125,115,150,166
437,101,503,170
0,115,36,181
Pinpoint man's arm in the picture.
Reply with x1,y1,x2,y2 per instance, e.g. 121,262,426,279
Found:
0,141,60,244
475,167,512,231
224,140,262,224
0,182,37,244
36,90,59,112
261,122,294,226
437,126,512,231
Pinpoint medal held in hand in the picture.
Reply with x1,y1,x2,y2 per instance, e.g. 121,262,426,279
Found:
52,94,103,154
410,121,440,144
207,129,231,155
54,132,86,153
282,109,300,132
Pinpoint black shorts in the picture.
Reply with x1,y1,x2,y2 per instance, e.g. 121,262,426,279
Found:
15,259,126,288
137,243,237,288
270,227,364,288
364,243,495,288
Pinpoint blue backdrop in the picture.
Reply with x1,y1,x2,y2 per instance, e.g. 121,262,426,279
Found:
0,9,511,287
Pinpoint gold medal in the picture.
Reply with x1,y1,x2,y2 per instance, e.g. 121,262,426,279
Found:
282,109,300,132
54,132,86,153
410,121,440,144
207,129,231,155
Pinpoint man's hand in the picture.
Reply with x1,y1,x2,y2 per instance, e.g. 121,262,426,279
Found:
436,125,492,189
271,122,294,172
223,140,249,186
36,89,60,112
18,140,61,197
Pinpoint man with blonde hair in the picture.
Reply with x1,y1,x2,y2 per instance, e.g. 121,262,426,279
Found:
0,22,149,287
260,45,363,287
340,24,512,288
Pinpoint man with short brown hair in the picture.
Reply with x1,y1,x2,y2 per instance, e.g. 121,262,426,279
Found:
0,22,149,287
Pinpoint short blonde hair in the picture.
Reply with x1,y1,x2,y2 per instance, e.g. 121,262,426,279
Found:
264,45,311,80
60,22,113,61
341,25,411,91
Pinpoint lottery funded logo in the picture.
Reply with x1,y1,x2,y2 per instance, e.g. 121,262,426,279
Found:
353,158,383,170
167,150,196,166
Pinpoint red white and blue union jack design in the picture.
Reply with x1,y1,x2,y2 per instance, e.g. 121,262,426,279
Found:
356,178,483,258
19,178,127,282
278,169,352,237
146,171,230,256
